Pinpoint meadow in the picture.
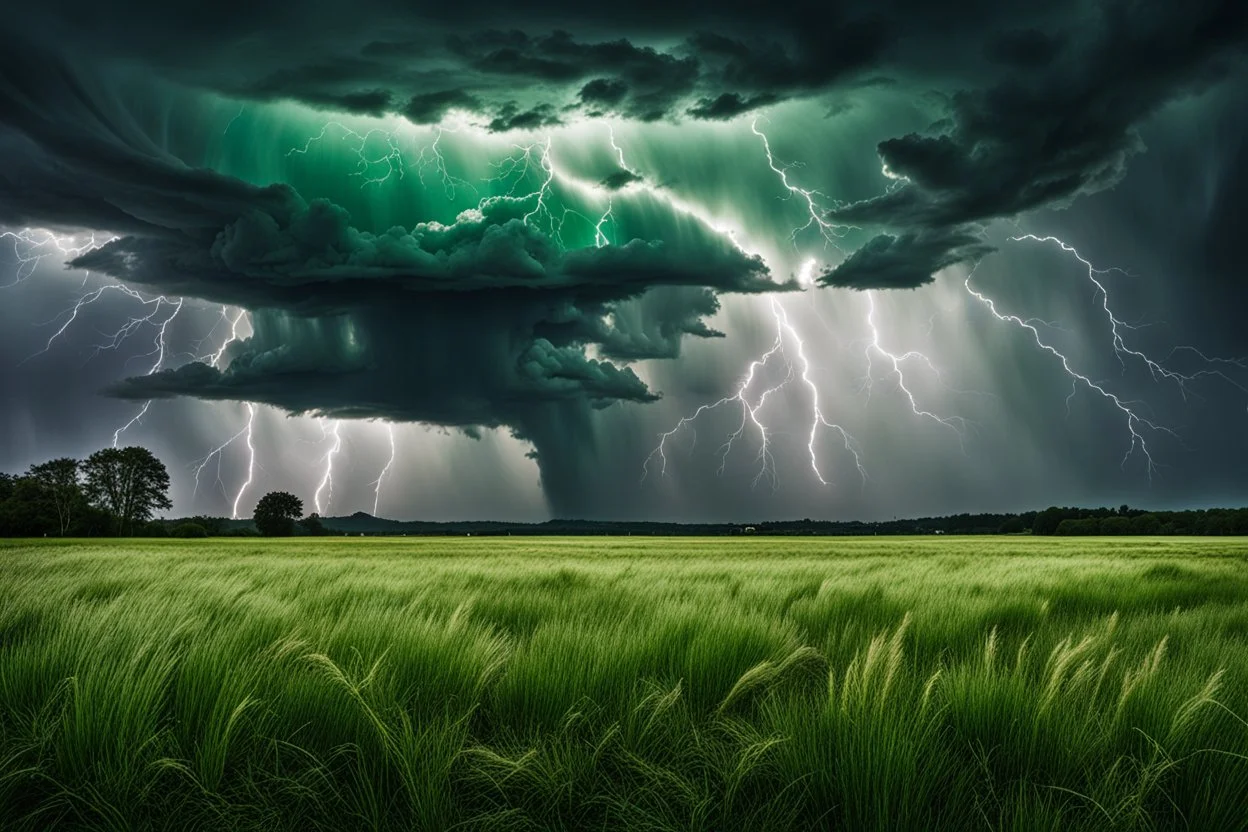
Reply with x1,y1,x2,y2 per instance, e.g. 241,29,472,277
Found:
2,536,1248,830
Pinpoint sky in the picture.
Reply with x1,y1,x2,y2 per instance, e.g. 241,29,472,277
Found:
1,0,1246,521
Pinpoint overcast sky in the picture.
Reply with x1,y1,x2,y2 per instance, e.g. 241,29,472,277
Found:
1,1,1246,520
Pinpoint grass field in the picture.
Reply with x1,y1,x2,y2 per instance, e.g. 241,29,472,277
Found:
2,536,1248,830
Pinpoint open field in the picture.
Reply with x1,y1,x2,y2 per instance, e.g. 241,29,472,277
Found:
2,536,1248,830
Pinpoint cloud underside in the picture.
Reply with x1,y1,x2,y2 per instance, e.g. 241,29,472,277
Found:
0,0,1244,510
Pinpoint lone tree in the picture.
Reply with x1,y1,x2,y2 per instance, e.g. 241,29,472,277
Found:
26,458,81,536
299,512,327,536
254,491,303,537
82,447,172,536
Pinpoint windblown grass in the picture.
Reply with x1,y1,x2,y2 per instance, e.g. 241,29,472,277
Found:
2,536,1247,830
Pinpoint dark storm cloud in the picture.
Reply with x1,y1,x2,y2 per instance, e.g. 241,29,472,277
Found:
686,93,781,121
486,103,562,133
401,89,483,124
243,59,399,117
821,229,995,290
824,0,1248,288
600,170,644,191
579,79,629,108
0,44,296,236
0,0,1074,129
9,0,1239,294
983,29,1067,69
71,198,774,309
451,30,701,122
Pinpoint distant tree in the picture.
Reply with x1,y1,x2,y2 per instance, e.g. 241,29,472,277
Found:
1056,518,1101,535
1199,512,1230,536
171,522,208,538
185,515,228,536
1130,514,1163,536
997,517,1027,535
0,476,57,536
26,458,82,536
1032,507,1066,536
0,472,15,503
254,491,303,537
82,447,173,536
299,512,327,536
142,520,172,537
1100,516,1132,535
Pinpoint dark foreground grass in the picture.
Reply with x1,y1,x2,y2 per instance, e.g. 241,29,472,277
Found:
2,537,1248,830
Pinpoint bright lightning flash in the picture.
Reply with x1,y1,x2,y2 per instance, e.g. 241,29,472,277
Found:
964,267,1177,478
0,228,187,447
1011,234,1248,405
371,424,397,516
1,229,115,287
314,420,344,515
625,119,864,488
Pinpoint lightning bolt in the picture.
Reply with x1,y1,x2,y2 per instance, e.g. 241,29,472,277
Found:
287,121,406,187
486,136,580,242
314,419,343,515
861,292,973,446
110,296,185,446
413,125,477,200
642,322,791,488
289,120,482,199
771,286,867,485
190,307,260,519
1,227,190,447
593,196,614,248
753,121,977,449
222,105,245,135
371,424,397,517
1,229,116,287
1011,234,1248,404
624,123,864,489
750,117,855,249
27,284,174,361
4,230,144,363
964,267,1177,479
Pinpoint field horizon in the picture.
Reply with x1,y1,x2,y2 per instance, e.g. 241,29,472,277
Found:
3,536,1248,830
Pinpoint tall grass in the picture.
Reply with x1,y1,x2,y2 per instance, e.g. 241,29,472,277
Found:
1,537,1247,829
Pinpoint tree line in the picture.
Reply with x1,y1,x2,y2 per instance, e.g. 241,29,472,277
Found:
0,446,327,538
2,448,1247,537
0,447,173,537
1032,505,1248,536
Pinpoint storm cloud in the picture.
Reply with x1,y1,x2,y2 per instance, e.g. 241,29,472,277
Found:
821,0,1248,288
0,0,1246,517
